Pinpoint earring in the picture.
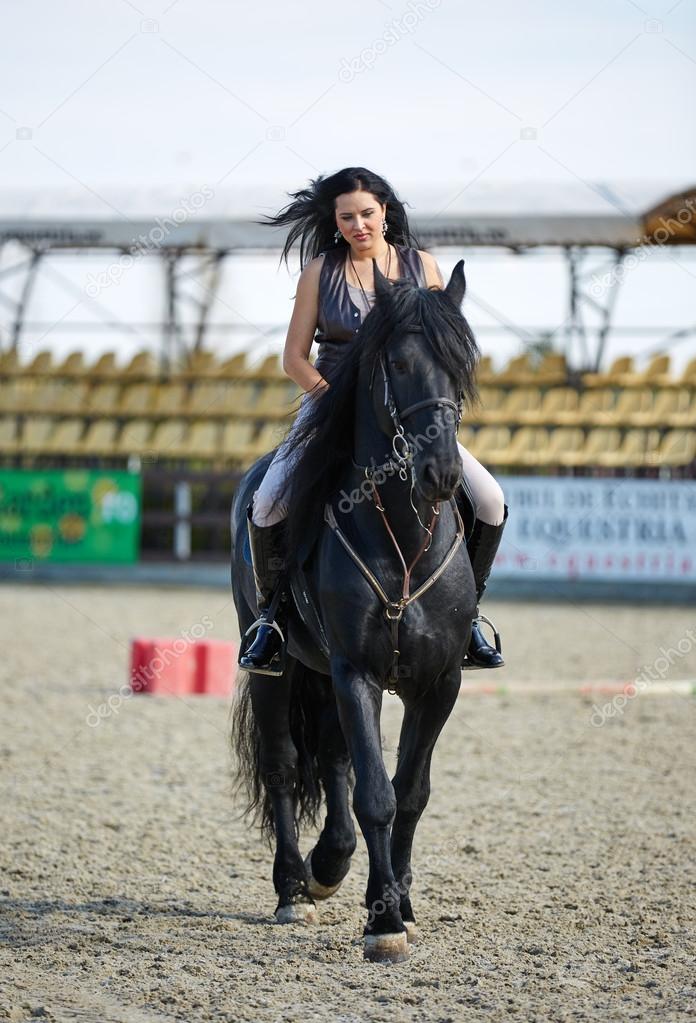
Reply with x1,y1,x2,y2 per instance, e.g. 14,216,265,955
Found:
334,229,342,243
381,218,388,236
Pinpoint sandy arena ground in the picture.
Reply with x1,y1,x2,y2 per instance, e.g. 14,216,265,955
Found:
1,583,695,1022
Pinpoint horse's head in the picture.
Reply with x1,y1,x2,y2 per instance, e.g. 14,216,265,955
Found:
369,258,472,503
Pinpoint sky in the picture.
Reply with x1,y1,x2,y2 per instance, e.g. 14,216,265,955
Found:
1,0,695,370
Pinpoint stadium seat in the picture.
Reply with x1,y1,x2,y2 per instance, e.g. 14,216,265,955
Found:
486,427,548,467
79,419,120,456
87,382,121,415
247,353,285,381
247,421,292,459
476,355,494,384
666,389,696,427
628,388,693,427
122,351,158,379
90,352,118,378
679,357,696,389
0,416,18,454
494,353,532,386
219,352,249,377
589,388,653,426
180,421,220,460
40,417,85,455
582,355,633,389
658,430,696,467
461,386,504,424
115,419,152,456
188,381,233,416
0,350,21,376
523,427,585,467
52,381,89,415
148,419,189,459
56,352,86,377
24,351,54,376
221,381,262,416
616,353,671,389
467,426,512,461
221,421,256,462
555,388,614,425
0,380,30,414
153,383,188,415
597,429,661,468
253,381,303,420
456,426,474,449
518,387,579,425
20,417,55,455
558,428,622,467
119,383,156,415
480,387,542,424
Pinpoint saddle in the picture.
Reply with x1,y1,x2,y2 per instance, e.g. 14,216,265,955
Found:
242,478,477,664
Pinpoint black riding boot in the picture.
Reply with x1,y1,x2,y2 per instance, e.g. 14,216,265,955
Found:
238,502,289,676
462,505,509,670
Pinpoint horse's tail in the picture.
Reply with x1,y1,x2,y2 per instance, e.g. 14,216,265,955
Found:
229,662,324,845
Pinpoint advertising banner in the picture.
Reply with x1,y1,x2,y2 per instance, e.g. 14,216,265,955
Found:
496,476,696,584
0,469,141,564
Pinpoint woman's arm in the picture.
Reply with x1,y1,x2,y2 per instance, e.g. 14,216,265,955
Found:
418,249,445,289
282,254,329,394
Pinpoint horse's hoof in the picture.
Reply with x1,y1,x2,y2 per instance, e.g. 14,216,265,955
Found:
275,901,318,925
363,931,409,963
403,920,418,944
304,850,345,901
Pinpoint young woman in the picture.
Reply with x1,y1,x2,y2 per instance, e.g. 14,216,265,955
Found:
238,167,508,676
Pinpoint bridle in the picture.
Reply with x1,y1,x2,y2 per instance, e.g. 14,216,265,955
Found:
324,325,468,693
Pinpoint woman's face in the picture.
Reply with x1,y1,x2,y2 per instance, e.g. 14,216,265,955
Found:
334,190,386,249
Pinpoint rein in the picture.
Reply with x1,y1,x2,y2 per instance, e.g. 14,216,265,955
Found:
324,332,467,692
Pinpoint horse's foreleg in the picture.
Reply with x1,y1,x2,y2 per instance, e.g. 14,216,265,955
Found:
331,658,407,962
249,671,317,924
305,698,356,900
390,667,461,942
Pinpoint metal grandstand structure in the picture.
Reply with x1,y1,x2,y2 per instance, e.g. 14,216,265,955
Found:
0,181,694,371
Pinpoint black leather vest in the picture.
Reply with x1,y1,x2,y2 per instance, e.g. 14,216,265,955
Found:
313,243,426,379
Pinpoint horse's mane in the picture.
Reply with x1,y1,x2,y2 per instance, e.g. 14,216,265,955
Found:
282,279,480,560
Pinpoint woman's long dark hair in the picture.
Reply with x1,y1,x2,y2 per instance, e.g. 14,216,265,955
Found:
255,167,422,270
283,278,480,559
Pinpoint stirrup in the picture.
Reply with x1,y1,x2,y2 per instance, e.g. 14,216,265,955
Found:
461,612,504,671
237,586,288,677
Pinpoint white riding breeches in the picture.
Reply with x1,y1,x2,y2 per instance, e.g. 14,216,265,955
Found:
251,392,506,528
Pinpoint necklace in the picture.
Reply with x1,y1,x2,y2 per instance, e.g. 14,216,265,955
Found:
348,243,392,311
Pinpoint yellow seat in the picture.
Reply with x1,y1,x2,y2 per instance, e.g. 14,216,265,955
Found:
221,421,256,462
3,379,38,414
219,352,249,377
524,427,585,467
148,419,189,458
467,426,511,461
115,419,152,456
617,353,671,389
24,351,54,376
247,353,285,381
20,417,55,455
678,357,696,389
90,352,118,378
494,353,532,386
87,382,121,415
590,388,653,426
253,381,303,420
0,417,18,454
559,428,621,467
188,381,236,416
122,351,158,379
629,388,692,427
518,387,579,425
555,388,613,425
462,387,504,424
456,426,474,449
41,418,85,455
0,350,21,376
56,352,86,377
153,383,189,416
220,381,263,416
488,427,548,467
79,419,119,456
597,429,661,468
658,430,696,467
476,355,494,384
180,421,220,459
666,389,696,427
247,421,292,459
582,355,633,389
119,383,156,415
53,381,89,415
178,350,218,379
480,387,542,424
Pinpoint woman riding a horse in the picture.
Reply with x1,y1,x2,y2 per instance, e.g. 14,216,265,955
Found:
238,167,508,676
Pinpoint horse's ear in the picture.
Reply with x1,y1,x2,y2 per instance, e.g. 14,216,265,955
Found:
444,259,466,309
372,257,391,300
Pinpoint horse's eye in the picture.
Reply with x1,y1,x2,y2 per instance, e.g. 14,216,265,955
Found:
390,360,409,374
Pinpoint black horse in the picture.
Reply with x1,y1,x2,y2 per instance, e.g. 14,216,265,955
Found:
230,259,480,962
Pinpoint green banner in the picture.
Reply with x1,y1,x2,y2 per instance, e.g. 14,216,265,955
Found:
0,469,141,564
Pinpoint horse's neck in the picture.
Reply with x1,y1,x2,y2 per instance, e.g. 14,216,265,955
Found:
351,366,451,560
